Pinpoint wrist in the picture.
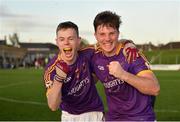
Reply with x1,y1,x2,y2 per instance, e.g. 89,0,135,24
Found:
54,82,63,88
120,70,129,81
54,74,64,83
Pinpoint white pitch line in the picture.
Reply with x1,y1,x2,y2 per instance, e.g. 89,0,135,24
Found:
0,81,32,89
0,82,179,113
0,81,47,106
155,109,179,113
0,96,179,113
0,96,47,106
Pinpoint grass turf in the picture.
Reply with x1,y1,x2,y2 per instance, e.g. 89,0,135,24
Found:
0,69,180,120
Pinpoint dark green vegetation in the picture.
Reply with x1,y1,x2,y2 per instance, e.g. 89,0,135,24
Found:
0,69,180,120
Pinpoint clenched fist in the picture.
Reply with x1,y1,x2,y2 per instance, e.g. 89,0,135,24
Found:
108,61,126,80
54,60,69,83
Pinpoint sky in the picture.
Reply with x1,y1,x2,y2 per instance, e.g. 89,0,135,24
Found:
0,0,180,45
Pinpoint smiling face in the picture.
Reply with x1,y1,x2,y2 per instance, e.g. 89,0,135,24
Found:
94,25,119,57
56,28,81,65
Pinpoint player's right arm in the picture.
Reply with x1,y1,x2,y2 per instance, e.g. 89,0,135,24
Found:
44,58,69,111
46,80,63,111
108,53,160,96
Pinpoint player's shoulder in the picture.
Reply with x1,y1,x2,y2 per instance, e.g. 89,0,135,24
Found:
138,50,149,63
45,54,59,70
78,44,97,56
79,44,96,52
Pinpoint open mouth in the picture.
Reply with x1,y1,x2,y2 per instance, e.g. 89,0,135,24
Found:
63,47,73,57
63,47,72,52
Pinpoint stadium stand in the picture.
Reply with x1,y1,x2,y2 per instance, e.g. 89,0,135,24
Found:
0,39,27,68
0,38,58,68
19,42,58,68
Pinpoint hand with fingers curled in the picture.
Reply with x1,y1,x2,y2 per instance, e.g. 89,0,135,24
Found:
123,40,140,63
108,61,126,80
54,60,69,83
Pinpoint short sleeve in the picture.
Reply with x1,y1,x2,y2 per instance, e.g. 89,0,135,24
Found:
128,53,151,75
43,55,57,96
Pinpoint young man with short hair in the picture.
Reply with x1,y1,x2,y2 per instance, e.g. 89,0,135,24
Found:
44,21,104,121
92,11,160,121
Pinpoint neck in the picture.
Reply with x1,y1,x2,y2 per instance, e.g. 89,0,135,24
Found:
103,45,118,57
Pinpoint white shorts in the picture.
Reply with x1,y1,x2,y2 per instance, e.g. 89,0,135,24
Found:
61,111,104,122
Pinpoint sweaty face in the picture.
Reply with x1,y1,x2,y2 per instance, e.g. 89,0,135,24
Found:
94,25,119,57
56,28,80,65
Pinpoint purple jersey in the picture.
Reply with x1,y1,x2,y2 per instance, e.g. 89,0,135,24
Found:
91,42,155,121
44,47,104,114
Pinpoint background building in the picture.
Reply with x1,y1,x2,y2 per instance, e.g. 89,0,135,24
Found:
0,38,58,68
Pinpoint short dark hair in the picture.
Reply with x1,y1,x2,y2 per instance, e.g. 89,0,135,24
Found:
93,11,122,32
56,21,79,36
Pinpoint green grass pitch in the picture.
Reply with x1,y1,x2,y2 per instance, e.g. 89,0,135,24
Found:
0,69,180,120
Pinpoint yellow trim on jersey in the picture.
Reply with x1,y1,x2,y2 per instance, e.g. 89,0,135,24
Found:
138,51,149,63
137,70,153,76
44,54,60,96
94,43,103,54
115,42,124,55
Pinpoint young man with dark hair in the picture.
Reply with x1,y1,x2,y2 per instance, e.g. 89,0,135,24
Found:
92,11,160,121
44,21,104,121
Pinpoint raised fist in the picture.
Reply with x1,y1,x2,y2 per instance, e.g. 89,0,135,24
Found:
54,60,69,83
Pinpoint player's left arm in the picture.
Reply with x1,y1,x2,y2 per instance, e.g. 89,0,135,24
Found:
108,61,160,96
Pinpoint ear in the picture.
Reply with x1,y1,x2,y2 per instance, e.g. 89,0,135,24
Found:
56,38,58,45
78,37,81,45
94,32,98,40
78,37,81,47
56,38,61,50
118,31,120,36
